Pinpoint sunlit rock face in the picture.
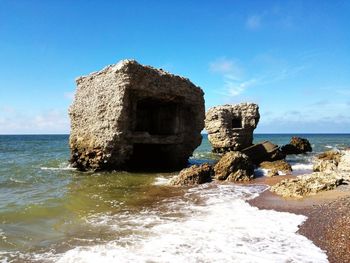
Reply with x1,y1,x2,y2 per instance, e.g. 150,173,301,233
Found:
69,59,205,171
205,103,260,153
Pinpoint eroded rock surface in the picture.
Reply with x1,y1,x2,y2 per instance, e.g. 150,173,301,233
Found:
270,172,344,198
281,137,312,155
169,163,213,186
271,149,350,198
214,151,254,182
205,103,260,152
313,150,341,172
69,59,205,171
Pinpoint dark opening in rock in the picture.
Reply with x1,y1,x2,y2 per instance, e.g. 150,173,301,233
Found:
127,143,184,170
231,118,242,129
135,98,179,135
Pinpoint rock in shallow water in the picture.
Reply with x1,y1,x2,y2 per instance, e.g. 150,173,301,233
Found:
214,151,254,182
281,137,312,155
205,103,260,152
169,163,213,186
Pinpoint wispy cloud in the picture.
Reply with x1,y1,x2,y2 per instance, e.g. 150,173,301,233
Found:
209,57,242,78
246,15,262,30
209,58,251,96
64,91,75,100
224,78,257,97
209,57,306,98
0,109,69,134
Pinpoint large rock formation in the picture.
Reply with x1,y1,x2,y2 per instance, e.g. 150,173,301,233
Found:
169,163,213,186
214,151,254,182
69,59,205,171
205,103,260,153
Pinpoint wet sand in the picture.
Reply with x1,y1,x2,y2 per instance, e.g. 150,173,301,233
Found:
248,176,350,263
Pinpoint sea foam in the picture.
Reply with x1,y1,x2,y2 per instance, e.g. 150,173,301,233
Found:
54,184,328,263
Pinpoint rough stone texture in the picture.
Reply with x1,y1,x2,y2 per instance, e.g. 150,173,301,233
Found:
205,103,260,152
281,137,312,155
259,160,292,177
270,172,344,198
337,150,350,172
313,150,350,177
214,151,254,182
169,163,213,186
69,59,205,171
313,150,341,173
242,141,286,165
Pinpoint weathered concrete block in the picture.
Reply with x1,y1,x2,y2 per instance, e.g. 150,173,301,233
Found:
69,59,205,171
205,103,260,152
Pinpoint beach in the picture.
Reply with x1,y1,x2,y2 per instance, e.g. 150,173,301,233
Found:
249,177,350,263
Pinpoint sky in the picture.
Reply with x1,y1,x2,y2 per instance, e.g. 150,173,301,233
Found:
0,0,350,134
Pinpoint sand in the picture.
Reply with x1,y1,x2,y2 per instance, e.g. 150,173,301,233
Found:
248,176,350,263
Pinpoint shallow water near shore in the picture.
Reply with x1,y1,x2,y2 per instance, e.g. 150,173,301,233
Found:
1,134,350,262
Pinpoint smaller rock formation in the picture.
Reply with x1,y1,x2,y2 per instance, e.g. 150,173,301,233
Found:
313,149,350,175
259,160,292,177
169,163,213,186
214,151,254,182
242,141,285,165
205,103,260,153
281,137,312,155
270,172,344,198
313,150,341,172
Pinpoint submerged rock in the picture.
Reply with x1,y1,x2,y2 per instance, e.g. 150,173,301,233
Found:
242,141,286,165
270,172,344,198
281,137,312,155
214,151,254,182
169,163,213,186
259,160,292,177
205,103,260,153
69,59,205,171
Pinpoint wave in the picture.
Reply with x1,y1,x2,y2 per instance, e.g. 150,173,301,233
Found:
292,163,313,171
51,184,327,263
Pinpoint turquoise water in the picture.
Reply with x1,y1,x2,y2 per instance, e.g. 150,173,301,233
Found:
0,134,349,262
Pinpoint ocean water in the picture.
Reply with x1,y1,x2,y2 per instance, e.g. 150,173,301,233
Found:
1,134,349,262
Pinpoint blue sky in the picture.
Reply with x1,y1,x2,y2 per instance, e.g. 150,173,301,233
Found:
0,0,349,134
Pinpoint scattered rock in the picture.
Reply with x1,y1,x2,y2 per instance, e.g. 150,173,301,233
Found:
281,137,312,155
205,103,260,152
169,163,213,186
242,141,286,165
69,59,205,171
270,172,344,198
214,151,254,182
260,160,292,177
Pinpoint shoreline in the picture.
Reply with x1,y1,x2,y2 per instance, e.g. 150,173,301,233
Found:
247,175,350,263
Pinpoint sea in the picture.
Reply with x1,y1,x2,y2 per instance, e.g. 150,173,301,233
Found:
1,134,350,263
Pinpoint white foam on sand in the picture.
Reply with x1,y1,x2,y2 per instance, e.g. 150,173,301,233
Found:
153,176,170,185
53,184,328,263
